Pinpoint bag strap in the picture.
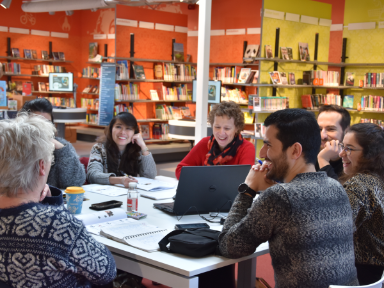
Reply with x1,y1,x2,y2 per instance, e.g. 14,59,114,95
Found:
158,230,186,253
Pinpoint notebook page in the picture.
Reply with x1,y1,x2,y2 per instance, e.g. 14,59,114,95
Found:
75,208,127,226
124,230,168,252
101,222,159,239
86,218,136,235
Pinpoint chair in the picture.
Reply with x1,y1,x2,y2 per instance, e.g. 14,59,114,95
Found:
79,157,89,185
329,272,384,288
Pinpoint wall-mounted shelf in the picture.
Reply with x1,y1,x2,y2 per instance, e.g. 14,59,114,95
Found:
32,91,74,94
210,62,259,67
0,56,73,63
115,99,191,103
82,77,100,80
109,57,197,66
82,92,99,95
115,79,193,84
3,73,49,78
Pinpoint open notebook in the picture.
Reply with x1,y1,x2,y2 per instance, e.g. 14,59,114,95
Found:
75,209,168,252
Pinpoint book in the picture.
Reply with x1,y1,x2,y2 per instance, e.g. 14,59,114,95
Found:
287,47,293,60
173,43,185,62
253,96,261,111
8,99,17,111
254,123,262,137
244,44,259,62
58,52,65,61
38,82,46,92
265,45,273,59
343,95,354,109
299,42,309,61
31,50,37,60
53,52,60,60
238,68,251,83
345,72,355,86
269,71,281,84
252,70,259,84
289,72,296,85
245,70,256,84
280,47,289,60
0,81,7,106
243,110,255,124
83,85,92,93
24,49,32,59
153,63,163,80
116,60,129,80
150,90,159,100
280,72,288,85
22,82,32,96
12,48,20,58
140,124,150,140
89,42,99,60
132,64,146,80
41,51,49,60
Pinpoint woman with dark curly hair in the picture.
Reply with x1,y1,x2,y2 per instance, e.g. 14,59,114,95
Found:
87,112,156,187
175,101,255,179
338,123,384,285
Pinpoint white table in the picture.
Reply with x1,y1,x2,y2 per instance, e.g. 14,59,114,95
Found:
79,177,269,288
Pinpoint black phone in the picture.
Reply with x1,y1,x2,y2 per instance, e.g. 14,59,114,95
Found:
90,200,123,211
174,223,210,230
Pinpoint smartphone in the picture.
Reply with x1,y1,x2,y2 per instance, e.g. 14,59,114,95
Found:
174,223,210,230
90,200,123,211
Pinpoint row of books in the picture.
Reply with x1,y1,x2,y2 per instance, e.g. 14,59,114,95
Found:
253,96,289,112
152,123,170,140
155,105,191,120
114,104,133,115
221,87,248,104
269,71,296,85
243,43,311,62
115,83,139,101
163,63,196,81
360,118,384,128
361,95,384,111
83,67,100,78
161,84,190,101
33,65,67,76
302,70,340,86
213,67,259,84
2,62,21,74
11,48,65,60
83,85,99,94
81,98,99,110
301,94,342,110
38,82,49,92
86,114,98,124
363,73,384,88
39,96,75,108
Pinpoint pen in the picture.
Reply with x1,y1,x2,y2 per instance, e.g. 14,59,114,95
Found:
256,157,263,165
124,173,134,180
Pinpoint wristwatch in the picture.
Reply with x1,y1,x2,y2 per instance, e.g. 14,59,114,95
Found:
238,183,258,198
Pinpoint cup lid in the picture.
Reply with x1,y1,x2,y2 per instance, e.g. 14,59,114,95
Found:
65,187,85,194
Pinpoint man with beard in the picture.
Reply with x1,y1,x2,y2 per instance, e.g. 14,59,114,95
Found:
316,105,351,180
218,109,358,288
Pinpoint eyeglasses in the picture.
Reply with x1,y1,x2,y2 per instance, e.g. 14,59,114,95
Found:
338,143,363,156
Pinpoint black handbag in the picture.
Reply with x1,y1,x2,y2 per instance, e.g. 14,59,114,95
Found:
158,228,221,257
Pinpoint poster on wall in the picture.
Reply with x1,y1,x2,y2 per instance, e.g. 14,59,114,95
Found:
98,63,115,126
0,81,7,107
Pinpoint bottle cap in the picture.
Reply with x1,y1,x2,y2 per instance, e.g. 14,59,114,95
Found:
128,182,137,189
65,187,85,194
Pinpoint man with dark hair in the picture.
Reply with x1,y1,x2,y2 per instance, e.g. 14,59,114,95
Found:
219,109,358,288
317,105,351,179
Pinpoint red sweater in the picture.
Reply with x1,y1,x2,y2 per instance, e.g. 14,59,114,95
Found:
175,136,256,179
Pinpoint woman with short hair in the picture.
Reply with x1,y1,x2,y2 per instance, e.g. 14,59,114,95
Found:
87,112,156,187
0,113,116,288
338,123,384,285
21,98,86,188
175,101,255,179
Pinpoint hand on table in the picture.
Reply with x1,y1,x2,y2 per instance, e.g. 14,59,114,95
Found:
39,184,51,202
318,140,340,168
244,164,275,192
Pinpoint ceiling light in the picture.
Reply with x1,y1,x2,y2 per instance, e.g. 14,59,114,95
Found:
0,0,12,9
65,10,74,16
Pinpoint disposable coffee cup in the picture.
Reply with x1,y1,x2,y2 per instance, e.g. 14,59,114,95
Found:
65,187,85,214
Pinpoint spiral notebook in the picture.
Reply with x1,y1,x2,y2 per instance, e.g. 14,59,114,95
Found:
100,222,168,252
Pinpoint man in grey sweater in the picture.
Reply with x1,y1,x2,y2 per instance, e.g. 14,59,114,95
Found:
219,109,359,288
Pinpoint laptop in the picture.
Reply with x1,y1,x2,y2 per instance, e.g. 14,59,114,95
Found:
153,165,251,215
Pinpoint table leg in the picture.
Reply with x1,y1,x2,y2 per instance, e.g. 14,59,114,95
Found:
237,258,256,288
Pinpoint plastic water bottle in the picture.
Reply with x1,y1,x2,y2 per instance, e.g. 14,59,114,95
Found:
127,182,138,212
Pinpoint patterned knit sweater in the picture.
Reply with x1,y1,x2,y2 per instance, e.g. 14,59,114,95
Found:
219,172,359,288
48,137,86,189
0,192,116,288
87,142,157,185
343,173,384,267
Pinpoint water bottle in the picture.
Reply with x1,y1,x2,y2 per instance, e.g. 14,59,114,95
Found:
127,182,138,212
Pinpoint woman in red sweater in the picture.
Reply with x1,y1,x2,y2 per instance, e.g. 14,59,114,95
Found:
176,101,255,179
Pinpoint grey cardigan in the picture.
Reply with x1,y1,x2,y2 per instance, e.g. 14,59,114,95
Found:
219,172,358,288
87,142,157,185
47,137,86,189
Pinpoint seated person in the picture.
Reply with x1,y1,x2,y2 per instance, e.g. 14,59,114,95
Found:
337,123,384,285
21,98,86,188
176,101,255,179
317,104,351,179
87,112,156,187
0,113,116,288
219,109,358,288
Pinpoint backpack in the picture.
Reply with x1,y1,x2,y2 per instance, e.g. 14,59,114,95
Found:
158,228,221,257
